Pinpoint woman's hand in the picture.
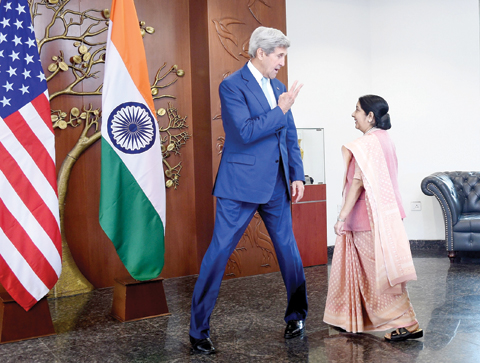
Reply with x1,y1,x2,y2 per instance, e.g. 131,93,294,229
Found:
335,177,363,237
334,220,346,236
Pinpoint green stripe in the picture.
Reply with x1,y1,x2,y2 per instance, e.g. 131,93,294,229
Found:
99,138,164,280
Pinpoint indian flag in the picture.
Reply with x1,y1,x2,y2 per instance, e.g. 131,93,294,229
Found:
100,0,166,280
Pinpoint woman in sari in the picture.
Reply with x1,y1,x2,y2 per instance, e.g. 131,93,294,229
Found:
323,95,423,342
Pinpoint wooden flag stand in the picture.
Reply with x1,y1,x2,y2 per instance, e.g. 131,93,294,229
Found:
0,292,55,344
110,276,170,322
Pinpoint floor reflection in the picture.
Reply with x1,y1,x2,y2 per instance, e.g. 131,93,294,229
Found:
323,331,423,363
1,255,480,362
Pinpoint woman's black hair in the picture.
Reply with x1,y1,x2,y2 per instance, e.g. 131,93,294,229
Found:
358,95,391,130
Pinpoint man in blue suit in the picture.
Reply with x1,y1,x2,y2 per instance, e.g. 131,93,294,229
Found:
189,26,308,354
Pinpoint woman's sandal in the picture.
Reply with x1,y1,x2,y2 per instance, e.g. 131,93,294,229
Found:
384,327,423,342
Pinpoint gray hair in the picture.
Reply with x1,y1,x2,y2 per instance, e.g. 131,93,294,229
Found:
248,26,290,58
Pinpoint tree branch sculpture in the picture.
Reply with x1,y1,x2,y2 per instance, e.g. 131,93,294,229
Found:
30,0,189,296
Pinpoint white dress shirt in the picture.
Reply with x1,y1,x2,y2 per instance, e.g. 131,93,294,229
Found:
247,61,277,109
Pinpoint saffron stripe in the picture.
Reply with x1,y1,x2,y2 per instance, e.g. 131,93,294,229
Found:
110,1,155,115
101,43,166,223
100,0,165,281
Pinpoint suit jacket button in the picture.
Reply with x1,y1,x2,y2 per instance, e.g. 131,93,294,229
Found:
275,160,279,163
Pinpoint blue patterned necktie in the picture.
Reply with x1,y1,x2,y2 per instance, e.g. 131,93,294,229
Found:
261,77,275,109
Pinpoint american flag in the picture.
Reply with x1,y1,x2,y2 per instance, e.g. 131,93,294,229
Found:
0,0,62,311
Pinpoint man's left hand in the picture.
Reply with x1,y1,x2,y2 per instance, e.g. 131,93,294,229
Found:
291,181,304,203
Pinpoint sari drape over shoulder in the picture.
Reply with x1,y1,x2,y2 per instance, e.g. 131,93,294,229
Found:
343,130,416,294
324,130,417,333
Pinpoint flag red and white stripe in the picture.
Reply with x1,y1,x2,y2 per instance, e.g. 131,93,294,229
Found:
0,0,62,311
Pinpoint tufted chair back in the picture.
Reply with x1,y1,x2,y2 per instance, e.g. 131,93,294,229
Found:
421,171,480,261
446,172,480,214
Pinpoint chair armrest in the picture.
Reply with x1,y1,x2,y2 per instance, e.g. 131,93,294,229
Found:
421,172,462,251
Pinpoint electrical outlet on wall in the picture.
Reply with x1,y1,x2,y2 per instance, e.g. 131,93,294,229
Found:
411,201,422,211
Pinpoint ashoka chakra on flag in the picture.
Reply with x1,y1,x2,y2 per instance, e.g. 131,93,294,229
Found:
107,102,156,154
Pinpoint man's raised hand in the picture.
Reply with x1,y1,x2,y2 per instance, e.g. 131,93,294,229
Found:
278,81,304,114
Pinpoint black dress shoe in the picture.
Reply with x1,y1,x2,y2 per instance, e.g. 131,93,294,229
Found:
189,335,216,354
284,320,305,339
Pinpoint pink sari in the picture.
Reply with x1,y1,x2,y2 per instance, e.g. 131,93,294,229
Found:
323,130,417,333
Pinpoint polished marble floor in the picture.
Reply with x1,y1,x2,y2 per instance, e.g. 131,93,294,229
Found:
2,249,480,362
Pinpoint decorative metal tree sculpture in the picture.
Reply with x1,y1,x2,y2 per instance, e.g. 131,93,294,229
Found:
30,0,189,296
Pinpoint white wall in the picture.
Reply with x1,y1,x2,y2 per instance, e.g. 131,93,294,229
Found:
286,0,480,245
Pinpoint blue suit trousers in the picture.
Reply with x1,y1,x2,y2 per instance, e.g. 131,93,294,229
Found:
189,170,308,339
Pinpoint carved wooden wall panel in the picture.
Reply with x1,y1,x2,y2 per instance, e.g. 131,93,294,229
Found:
206,0,287,279
17,0,288,292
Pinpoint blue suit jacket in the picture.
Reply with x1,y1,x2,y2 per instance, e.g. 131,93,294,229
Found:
213,63,305,204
